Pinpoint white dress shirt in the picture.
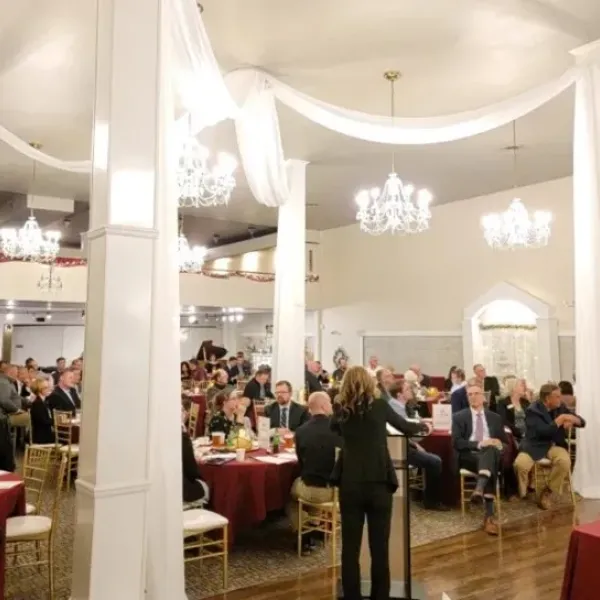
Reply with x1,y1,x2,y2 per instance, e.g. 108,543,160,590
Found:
469,408,490,442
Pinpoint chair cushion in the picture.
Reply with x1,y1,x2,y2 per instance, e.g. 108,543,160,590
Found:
183,509,228,534
25,503,36,515
6,516,52,539
29,443,56,449
536,458,552,467
60,444,79,455
459,468,477,477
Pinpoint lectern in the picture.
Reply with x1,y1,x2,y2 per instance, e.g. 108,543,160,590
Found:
338,430,425,599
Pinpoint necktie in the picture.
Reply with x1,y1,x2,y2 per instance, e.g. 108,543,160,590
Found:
280,407,288,429
475,413,484,442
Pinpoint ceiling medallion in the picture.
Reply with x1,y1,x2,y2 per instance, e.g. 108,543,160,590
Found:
177,117,237,208
481,122,552,249
355,71,433,235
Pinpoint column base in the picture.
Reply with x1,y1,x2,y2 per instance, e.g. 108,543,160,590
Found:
336,579,426,599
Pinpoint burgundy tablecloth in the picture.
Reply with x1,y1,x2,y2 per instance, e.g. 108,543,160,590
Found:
560,520,600,600
198,450,299,543
0,472,26,598
419,430,516,506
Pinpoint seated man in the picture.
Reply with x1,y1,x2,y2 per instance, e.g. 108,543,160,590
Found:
514,382,585,509
452,382,508,536
264,380,309,432
288,391,341,553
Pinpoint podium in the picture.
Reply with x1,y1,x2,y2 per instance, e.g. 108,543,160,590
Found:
338,431,425,599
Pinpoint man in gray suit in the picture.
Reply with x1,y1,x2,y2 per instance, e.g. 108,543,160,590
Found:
0,366,21,415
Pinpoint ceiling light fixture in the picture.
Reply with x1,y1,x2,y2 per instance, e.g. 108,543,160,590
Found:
355,72,433,235
6,313,14,322
178,216,207,273
177,115,237,208
481,122,552,249
0,144,62,263
37,263,63,293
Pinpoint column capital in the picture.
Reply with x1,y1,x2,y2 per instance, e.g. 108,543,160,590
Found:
570,38,600,65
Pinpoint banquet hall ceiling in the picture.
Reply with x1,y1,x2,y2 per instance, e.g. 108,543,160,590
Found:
0,0,598,235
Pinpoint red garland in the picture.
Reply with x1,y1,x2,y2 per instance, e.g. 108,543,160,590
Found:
0,254,319,282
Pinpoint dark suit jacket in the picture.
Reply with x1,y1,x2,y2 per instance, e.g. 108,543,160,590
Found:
497,396,530,439
242,378,274,402
451,376,501,413
420,374,432,388
331,396,427,493
450,386,469,414
451,408,508,456
265,401,309,432
47,387,80,416
484,376,501,411
295,414,342,487
520,401,586,461
305,370,323,395
29,397,55,444
182,430,206,503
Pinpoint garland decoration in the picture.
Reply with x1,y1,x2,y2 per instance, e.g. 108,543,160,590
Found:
479,324,537,331
0,254,319,283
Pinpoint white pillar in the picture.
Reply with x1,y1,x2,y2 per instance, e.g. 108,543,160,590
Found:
70,1,186,598
272,160,307,392
571,40,600,498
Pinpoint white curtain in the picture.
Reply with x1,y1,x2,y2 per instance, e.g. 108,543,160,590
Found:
572,48,600,499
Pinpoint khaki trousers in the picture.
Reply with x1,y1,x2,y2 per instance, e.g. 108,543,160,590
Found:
514,446,570,497
287,477,334,532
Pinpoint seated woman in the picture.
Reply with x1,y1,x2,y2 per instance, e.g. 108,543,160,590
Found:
449,368,466,393
181,405,209,508
29,378,56,444
497,376,530,442
207,389,254,439
180,361,193,391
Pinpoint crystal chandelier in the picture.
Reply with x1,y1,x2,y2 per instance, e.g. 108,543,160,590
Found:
355,71,433,235
221,307,245,323
178,217,207,273
37,263,63,292
0,212,61,263
177,116,237,208
481,122,552,249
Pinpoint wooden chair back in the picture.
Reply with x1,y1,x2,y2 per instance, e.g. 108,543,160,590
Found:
188,402,200,439
53,410,75,447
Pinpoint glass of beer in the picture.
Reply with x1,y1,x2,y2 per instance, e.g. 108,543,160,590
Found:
284,433,294,450
212,431,225,448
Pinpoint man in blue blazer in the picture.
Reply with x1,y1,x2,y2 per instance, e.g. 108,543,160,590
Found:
514,382,585,509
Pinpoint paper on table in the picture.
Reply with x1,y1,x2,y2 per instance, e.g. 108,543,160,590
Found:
202,453,237,462
253,455,297,465
0,480,21,490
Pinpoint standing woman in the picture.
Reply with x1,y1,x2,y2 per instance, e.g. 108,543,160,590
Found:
332,366,429,600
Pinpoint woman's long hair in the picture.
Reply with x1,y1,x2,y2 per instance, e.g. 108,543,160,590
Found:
337,365,377,419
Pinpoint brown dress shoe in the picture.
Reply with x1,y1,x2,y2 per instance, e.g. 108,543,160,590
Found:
538,488,552,510
483,516,499,536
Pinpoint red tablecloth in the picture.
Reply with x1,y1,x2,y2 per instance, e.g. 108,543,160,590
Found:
0,472,26,598
560,520,600,600
197,450,299,544
419,430,516,506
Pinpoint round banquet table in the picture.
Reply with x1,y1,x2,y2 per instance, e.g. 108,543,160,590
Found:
560,520,600,600
197,449,299,544
419,429,516,506
0,472,26,598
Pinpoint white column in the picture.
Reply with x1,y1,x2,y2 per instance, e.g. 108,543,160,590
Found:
70,1,186,599
272,160,307,392
571,40,600,498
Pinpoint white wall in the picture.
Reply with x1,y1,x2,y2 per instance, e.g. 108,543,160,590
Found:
319,177,575,373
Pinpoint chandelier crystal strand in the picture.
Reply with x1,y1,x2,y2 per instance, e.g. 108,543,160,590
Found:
37,262,63,292
355,72,433,235
177,216,207,273
481,121,552,249
177,115,237,208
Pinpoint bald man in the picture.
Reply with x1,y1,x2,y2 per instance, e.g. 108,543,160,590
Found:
287,391,342,553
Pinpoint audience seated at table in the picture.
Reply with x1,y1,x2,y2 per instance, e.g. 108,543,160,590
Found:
315,361,330,385
332,357,348,383
449,368,466,393
29,378,56,445
242,367,274,423
387,382,418,419
288,391,341,554
181,361,193,387
188,359,207,382
365,355,382,378
265,381,309,432
409,363,432,388
497,376,530,443
559,380,576,411
514,383,585,509
227,353,252,384
181,404,209,508
304,361,323,395
47,368,81,416
452,381,508,535
206,369,231,407
0,364,22,414
451,364,500,413
207,389,254,439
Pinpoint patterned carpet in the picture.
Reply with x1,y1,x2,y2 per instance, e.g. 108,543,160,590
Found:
5,481,573,600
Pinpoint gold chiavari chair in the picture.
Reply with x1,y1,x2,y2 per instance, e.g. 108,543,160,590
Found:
198,381,210,393
6,455,68,600
183,509,229,589
53,410,79,489
408,467,425,495
22,446,53,516
459,469,502,527
568,428,577,472
297,486,340,566
533,456,576,506
188,402,200,439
